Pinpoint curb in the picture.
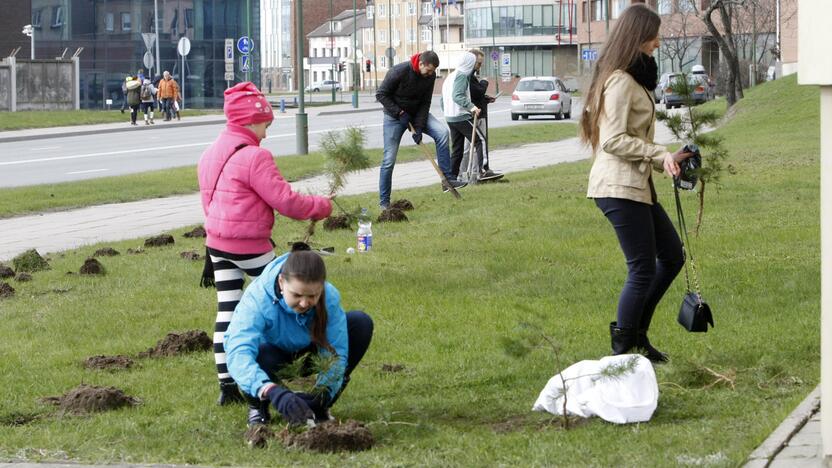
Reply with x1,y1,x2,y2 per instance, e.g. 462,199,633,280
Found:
744,385,821,467
318,107,382,116
0,118,227,144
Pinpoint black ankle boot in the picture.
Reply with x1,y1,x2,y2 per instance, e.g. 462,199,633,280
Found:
243,392,271,427
217,381,246,406
637,329,669,363
609,322,639,355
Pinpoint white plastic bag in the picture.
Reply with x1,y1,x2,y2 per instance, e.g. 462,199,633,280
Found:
532,354,658,424
173,100,180,112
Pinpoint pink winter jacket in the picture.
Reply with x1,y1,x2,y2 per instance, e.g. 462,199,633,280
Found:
198,124,332,254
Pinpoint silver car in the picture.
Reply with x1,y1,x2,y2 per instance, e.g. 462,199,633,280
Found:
511,76,573,121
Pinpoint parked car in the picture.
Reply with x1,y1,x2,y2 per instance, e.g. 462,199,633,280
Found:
691,64,716,100
305,80,342,92
656,72,709,108
511,76,573,121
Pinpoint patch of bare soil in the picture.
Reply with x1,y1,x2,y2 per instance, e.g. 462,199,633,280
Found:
139,330,212,358
323,215,352,231
0,412,41,426
83,355,135,370
183,226,207,238
144,235,175,247
377,208,408,223
0,264,14,279
15,273,33,282
381,363,406,373
79,258,106,275
0,282,15,298
391,199,414,211
12,249,50,273
245,424,275,448
40,384,140,415
93,247,120,257
279,420,374,453
179,251,203,261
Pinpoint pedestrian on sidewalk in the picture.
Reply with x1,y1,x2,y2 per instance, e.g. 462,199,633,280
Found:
441,52,481,181
125,77,141,126
225,247,373,426
157,71,180,121
198,82,332,406
376,50,461,210
120,75,130,114
139,79,157,125
465,49,503,181
580,4,695,363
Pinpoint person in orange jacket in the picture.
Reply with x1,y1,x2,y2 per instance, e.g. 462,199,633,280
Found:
157,71,180,121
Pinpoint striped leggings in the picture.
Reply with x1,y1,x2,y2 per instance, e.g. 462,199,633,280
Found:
207,247,276,384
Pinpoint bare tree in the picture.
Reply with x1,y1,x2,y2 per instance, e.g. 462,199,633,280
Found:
660,6,702,72
692,0,745,107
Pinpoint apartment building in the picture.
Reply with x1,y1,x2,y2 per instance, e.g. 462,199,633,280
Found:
305,9,371,90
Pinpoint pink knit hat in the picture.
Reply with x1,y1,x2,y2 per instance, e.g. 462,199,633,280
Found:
223,82,274,126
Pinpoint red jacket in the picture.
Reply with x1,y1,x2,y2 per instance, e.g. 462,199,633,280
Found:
197,124,332,254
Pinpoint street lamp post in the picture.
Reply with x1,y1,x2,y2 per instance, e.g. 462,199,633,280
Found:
22,24,34,60
296,0,308,154
489,0,498,95
352,0,358,108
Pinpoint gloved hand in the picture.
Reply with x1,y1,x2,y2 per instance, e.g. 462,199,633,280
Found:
412,130,423,145
398,111,411,126
267,386,313,424
296,390,331,422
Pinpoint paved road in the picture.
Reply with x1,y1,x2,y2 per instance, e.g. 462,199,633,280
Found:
0,96,581,188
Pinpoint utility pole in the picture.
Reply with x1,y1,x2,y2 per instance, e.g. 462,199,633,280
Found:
372,0,378,90
154,0,160,75
352,0,359,108
246,0,251,82
489,0,498,95
330,0,337,102
296,0,308,155
605,0,609,35
388,0,393,68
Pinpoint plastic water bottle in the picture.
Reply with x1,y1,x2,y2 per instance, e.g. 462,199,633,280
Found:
356,208,372,253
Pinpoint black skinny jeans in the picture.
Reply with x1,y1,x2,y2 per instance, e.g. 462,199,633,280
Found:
595,197,685,330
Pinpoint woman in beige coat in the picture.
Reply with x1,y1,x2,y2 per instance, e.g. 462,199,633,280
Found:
580,4,694,363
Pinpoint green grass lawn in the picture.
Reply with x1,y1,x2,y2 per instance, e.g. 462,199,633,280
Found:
0,122,578,219
0,109,222,131
0,75,820,466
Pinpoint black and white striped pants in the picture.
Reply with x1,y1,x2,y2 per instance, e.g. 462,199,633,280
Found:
207,247,276,384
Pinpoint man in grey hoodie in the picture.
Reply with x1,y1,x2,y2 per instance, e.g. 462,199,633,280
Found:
441,52,481,181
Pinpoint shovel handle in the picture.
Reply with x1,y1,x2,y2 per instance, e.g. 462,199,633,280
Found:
408,123,461,199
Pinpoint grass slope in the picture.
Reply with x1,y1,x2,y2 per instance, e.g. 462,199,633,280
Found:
0,109,220,131
0,75,820,466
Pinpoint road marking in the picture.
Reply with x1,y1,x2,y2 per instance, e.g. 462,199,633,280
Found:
31,146,61,150
67,168,109,175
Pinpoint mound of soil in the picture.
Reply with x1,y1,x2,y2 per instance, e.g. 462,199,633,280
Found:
41,384,140,415
245,424,275,449
323,215,352,231
84,355,135,370
280,420,374,453
144,235,175,247
377,208,408,223
15,273,32,282
93,247,120,257
391,199,414,211
79,258,106,275
0,282,15,298
0,264,14,279
139,330,212,358
12,249,50,273
183,226,207,238
126,248,145,255
381,363,406,373
179,251,203,261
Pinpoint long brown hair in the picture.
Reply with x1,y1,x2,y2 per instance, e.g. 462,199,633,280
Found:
280,250,334,353
579,4,661,152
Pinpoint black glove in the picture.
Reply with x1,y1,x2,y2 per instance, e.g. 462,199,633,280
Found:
398,111,411,126
296,390,332,422
412,130,423,145
267,386,313,424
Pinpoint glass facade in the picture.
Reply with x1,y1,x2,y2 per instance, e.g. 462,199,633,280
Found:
31,0,260,108
466,4,577,39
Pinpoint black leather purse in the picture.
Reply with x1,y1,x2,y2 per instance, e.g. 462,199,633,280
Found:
673,172,714,332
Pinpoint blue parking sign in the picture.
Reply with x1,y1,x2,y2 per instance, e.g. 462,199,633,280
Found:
237,36,254,55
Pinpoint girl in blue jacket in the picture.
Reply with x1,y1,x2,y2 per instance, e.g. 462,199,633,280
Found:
224,248,373,426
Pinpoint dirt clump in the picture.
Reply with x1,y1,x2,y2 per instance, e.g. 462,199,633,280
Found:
391,199,414,211
40,384,140,415
84,355,135,370
279,420,374,453
245,424,276,448
144,235,175,247
12,249,50,273
381,363,406,373
93,247,120,257
0,282,15,298
323,215,352,231
79,258,106,275
179,251,203,261
377,208,408,223
15,273,33,282
139,330,212,358
183,226,207,238
126,247,145,255
0,412,40,426
0,264,14,279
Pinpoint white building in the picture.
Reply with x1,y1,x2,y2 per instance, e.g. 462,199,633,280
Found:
260,0,293,91
305,9,371,90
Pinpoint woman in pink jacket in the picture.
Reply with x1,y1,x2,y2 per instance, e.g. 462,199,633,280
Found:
198,82,332,405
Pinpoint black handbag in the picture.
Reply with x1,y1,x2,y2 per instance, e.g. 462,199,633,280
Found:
672,178,714,332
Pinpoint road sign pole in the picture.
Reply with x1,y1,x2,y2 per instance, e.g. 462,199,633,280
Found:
181,54,185,110
295,0,308,155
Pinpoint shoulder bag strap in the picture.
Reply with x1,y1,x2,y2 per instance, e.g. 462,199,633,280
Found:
673,181,703,297
207,143,248,205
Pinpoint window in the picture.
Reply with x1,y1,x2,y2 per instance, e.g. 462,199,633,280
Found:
120,12,131,31
105,12,114,32
409,2,417,16
592,0,606,21
611,0,627,18
380,55,387,68
185,8,194,28
367,5,374,19
334,21,342,32
393,30,400,43
32,9,42,28
408,29,416,43
392,3,399,18
51,6,64,28
421,26,431,42
377,3,387,17
657,0,672,14
379,30,387,43
422,2,432,16
313,71,318,82
678,0,695,13
313,48,317,57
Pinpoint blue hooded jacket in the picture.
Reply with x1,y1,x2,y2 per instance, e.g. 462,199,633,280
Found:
224,253,348,399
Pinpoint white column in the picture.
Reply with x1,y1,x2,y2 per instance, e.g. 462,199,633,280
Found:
822,85,832,462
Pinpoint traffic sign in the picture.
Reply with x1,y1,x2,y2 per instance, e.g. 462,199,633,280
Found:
501,53,512,82
142,33,156,51
224,72,234,81
225,62,234,72
490,50,499,61
240,55,251,73
143,51,154,70
177,37,191,57
581,49,598,61
237,36,254,55
224,38,234,63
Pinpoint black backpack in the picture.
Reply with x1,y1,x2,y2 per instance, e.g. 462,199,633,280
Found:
140,83,151,101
